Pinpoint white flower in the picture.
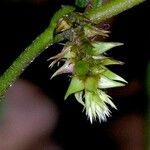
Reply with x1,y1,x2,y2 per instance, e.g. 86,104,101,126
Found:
84,90,116,123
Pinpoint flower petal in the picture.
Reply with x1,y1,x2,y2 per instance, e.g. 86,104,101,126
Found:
51,61,74,79
91,42,123,55
74,91,84,106
98,90,117,109
98,76,125,89
102,68,127,83
101,58,124,65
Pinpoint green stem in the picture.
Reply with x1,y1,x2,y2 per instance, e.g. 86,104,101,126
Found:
85,0,144,23
0,6,75,97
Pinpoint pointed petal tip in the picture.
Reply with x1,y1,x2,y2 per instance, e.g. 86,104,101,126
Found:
113,42,124,47
106,42,124,50
50,75,55,80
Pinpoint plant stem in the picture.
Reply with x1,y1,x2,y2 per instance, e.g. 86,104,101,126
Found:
0,6,75,97
85,0,144,23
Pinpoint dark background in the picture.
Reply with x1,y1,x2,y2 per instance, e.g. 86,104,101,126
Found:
0,0,149,149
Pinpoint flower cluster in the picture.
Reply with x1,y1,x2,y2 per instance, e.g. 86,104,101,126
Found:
49,14,127,123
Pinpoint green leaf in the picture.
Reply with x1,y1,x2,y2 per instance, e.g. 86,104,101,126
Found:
91,42,123,55
75,0,88,8
65,76,84,99
93,0,102,8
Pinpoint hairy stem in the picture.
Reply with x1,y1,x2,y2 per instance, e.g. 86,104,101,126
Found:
85,0,144,23
0,6,75,97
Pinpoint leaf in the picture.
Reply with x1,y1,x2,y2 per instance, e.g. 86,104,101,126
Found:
75,0,89,8
65,76,84,99
92,0,102,8
91,42,123,55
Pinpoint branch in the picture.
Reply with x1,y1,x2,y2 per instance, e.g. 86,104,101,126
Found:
85,0,144,23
